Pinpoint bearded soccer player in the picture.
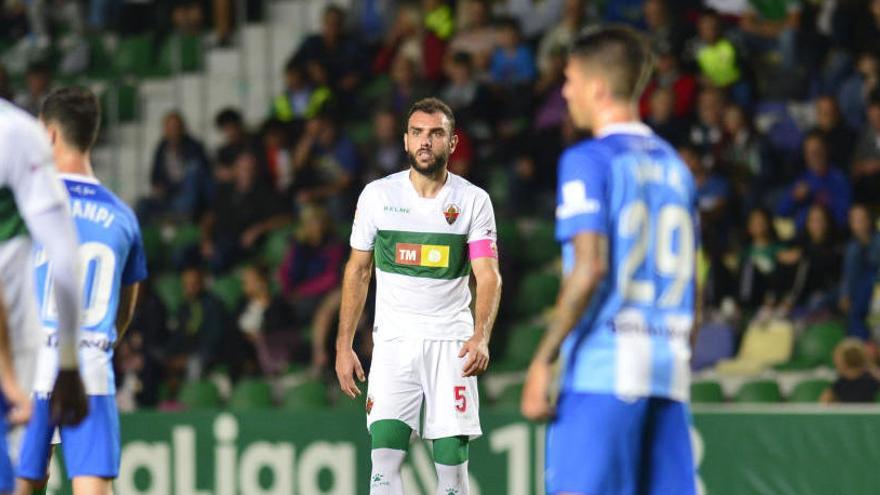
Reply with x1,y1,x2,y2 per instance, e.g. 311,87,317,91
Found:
521,26,699,495
336,97,501,495
0,97,86,495
15,87,147,495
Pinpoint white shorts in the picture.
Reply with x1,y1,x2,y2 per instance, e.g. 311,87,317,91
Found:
366,336,482,440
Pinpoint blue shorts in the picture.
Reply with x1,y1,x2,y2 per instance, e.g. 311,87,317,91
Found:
17,395,120,480
0,395,13,492
546,392,696,495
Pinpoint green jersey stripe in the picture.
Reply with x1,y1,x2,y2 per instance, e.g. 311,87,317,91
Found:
374,230,470,280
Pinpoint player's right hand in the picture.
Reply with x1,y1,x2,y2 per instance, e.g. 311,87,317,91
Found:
335,348,365,399
521,361,555,421
1,376,32,426
50,369,88,426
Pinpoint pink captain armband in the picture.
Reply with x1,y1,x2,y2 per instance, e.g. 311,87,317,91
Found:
468,239,498,260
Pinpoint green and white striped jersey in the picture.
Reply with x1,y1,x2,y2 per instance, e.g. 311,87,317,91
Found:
351,171,497,340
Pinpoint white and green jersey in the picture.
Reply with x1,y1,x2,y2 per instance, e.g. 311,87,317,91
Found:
351,171,497,340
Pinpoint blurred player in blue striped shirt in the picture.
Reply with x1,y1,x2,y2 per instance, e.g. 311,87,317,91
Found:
522,26,699,495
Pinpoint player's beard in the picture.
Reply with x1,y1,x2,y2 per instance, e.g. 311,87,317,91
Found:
408,148,448,178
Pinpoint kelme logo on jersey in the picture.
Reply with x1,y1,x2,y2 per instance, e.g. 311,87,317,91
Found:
395,243,450,268
443,203,460,225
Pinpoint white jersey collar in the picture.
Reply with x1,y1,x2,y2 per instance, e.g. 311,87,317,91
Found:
58,173,100,185
594,122,653,138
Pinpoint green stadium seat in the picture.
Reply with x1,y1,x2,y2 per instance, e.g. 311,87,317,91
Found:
261,227,294,268
494,324,544,371
140,225,165,270
179,380,221,409
115,35,154,77
735,380,782,403
496,219,520,264
229,379,273,410
157,34,203,75
691,381,725,403
171,223,202,251
283,381,327,410
154,272,183,313
515,271,560,318
520,220,557,266
775,320,845,371
100,83,139,123
85,34,115,79
788,379,831,403
211,273,243,312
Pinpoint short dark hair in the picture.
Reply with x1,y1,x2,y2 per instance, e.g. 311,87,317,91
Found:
40,86,101,153
215,107,243,128
569,25,654,101
406,97,455,133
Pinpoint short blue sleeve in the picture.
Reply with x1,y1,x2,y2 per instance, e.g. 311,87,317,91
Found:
555,145,608,242
122,223,148,285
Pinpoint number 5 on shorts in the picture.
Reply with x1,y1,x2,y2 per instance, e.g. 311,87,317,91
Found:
454,386,467,412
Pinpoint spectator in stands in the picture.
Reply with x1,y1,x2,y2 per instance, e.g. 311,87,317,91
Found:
852,96,880,206
14,61,52,116
681,144,731,248
646,87,687,146
290,5,365,95
117,278,170,408
423,0,455,42
278,204,345,338
719,103,773,212
776,204,842,316
643,0,689,57
441,51,494,141
170,0,204,36
840,204,880,340
690,9,749,106
537,0,594,77
0,64,12,101
237,263,303,376
811,95,857,172
362,109,406,183
738,207,783,315
200,148,289,273
259,118,294,195
290,113,360,218
853,0,880,56
777,131,851,230
373,53,431,115
271,60,331,126
821,338,880,403
639,43,697,120
145,111,213,222
498,0,566,40
167,265,231,382
214,107,252,177
489,16,536,87
688,87,726,169
372,3,427,76
449,0,497,75
838,53,879,129
737,0,802,71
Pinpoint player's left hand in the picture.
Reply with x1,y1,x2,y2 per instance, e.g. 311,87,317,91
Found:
521,361,554,421
0,376,31,426
50,369,88,426
459,336,489,377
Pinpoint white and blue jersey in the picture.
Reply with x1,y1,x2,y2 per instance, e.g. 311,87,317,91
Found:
31,174,147,396
547,123,698,495
555,122,698,402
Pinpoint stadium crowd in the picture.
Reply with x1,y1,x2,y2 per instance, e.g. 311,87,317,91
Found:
4,0,880,409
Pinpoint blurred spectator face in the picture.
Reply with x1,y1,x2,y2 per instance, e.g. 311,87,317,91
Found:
392,55,418,85
564,0,586,23
857,54,879,80
284,65,306,91
182,268,204,300
722,104,747,135
463,0,490,29
498,23,520,50
834,338,868,376
815,96,840,131
697,89,724,126
872,0,880,20
655,52,676,75
867,102,880,131
233,151,258,191
806,205,830,242
163,113,185,143
849,205,872,239
305,61,329,86
374,111,398,144
747,209,771,241
242,266,268,299
697,13,720,43
26,68,50,97
804,135,829,175
446,53,474,84
316,117,338,147
644,0,667,30
650,88,675,122
404,110,457,176
298,205,330,246
322,8,344,42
